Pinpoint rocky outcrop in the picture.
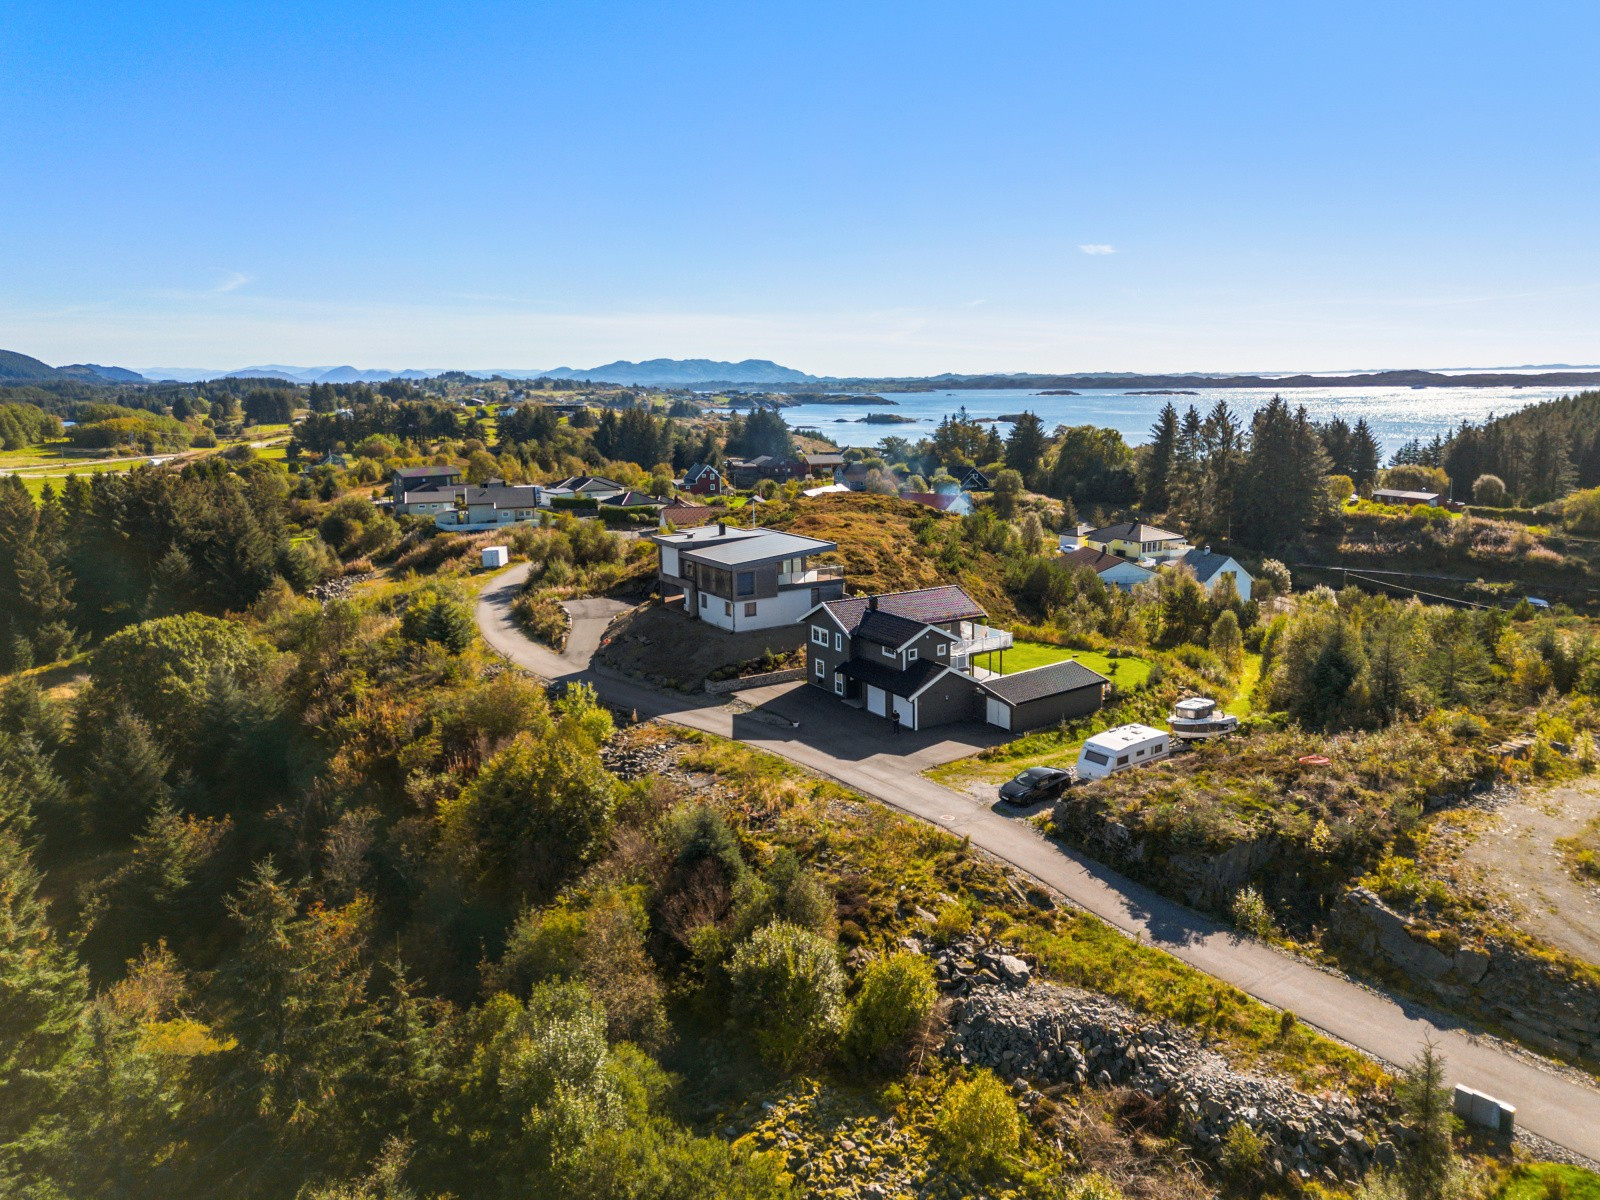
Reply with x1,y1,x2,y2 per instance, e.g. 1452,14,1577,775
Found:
1331,887,1600,1064
946,981,1386,1184
1049,795,1281,911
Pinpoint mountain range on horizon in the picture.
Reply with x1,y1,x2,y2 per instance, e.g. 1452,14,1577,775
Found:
8,346,1600,390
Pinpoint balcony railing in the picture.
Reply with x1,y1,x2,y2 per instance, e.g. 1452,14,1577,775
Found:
779,563,845,586
954,621,1013,657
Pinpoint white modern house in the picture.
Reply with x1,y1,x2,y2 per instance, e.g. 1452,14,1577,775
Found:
652,523,845,632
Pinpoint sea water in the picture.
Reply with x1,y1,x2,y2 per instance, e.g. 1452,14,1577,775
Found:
776,385,1586,459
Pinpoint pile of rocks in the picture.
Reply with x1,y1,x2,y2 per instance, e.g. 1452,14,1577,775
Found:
947,981,1388,1185
309,571,374,604
601,738,681,782
926,934,1033,994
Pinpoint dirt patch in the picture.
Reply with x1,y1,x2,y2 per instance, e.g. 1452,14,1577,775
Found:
1460,779,1600,967
593,601,804,691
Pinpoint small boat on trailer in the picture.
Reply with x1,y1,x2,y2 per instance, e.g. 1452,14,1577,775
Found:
1168,696,1239,741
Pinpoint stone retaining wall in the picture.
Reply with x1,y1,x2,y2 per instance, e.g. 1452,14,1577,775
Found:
703,667,806,694
1331,887,1600,1064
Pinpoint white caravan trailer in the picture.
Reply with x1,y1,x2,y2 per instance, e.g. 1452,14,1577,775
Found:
1075,723,1171,780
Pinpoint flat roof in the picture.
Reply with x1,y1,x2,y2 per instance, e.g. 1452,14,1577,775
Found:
1082,723,1167,752
654,524,835,565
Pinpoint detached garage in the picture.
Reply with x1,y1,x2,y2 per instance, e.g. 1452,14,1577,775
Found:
840,658,984,731
979,660,1109,733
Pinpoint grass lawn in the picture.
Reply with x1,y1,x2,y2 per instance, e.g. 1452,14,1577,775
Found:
1226,651,1263,718
980,641,1154,688
1493,1165,1600,1200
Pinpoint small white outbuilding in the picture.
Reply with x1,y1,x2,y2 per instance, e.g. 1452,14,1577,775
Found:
1075,723,1171,780
481,545,510,570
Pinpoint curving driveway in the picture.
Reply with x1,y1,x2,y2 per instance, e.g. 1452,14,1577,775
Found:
476,564,1600,1163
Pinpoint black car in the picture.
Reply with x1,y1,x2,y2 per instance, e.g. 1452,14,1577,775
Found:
998,766,1075,805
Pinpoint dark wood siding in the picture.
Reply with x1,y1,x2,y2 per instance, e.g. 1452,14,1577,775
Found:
1003,683,1105,732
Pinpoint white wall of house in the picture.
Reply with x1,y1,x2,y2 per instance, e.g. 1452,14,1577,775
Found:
1200,562,1252,601
705,585,816,632
1100,562,1156,591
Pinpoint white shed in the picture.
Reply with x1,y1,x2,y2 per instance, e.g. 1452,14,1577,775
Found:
481,545,510,570
1076,723,1171,780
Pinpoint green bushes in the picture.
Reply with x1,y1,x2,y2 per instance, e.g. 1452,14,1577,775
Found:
932,1069,1020,1171
726,921,846,1068
400,589,475,652
843,951,936,1064
512,590,569,649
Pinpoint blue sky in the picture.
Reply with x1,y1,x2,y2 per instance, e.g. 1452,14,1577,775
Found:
3,1,1597,375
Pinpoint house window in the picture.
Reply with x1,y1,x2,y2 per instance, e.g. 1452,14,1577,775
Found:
812,626,827,646
882,645,895,658
815,659,825,678
908,648,918,662
724,601,732,617
937,643,947,657
736,571,755,597
1116,755,1130,766
700,594,707,609
834,674,844,695
834,632,842,652
744,602,757,617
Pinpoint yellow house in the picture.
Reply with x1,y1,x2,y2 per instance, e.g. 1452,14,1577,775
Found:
1083,522,1190,562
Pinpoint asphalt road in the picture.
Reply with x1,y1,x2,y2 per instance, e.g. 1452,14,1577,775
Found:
475,564,1600,1163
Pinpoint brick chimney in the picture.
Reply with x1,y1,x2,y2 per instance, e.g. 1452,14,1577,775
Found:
868,595,878,611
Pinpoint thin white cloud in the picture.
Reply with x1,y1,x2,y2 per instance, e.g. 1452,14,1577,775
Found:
1078,244,1116,256
214,271,251,294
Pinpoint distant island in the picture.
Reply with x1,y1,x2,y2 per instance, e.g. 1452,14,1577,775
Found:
835,368,1600,392
781,392,898,407
856,413,916,424
1034,389,1079,396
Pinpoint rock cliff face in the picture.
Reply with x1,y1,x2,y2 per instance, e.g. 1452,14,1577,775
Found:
1331,887,1600,1064
946,980,1387,1185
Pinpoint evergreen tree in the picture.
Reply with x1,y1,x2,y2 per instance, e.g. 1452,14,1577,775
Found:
0,805,88,1194
1395,1041,1456,1200
1003,412,1048,483
218,859,378,1176
1349,418,1381,487
1142,403,1179,511
83,707,172,838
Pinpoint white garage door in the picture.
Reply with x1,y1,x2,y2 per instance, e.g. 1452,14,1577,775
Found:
985,697,1011,730
893,695,916,730
866,685,887,716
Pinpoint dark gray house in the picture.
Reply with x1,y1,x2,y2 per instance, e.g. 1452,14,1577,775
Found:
802,585,1107,732
391,464,464,497
978,659,1109,732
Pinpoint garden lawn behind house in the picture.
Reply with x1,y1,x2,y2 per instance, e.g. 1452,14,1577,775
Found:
984,641,1153,691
